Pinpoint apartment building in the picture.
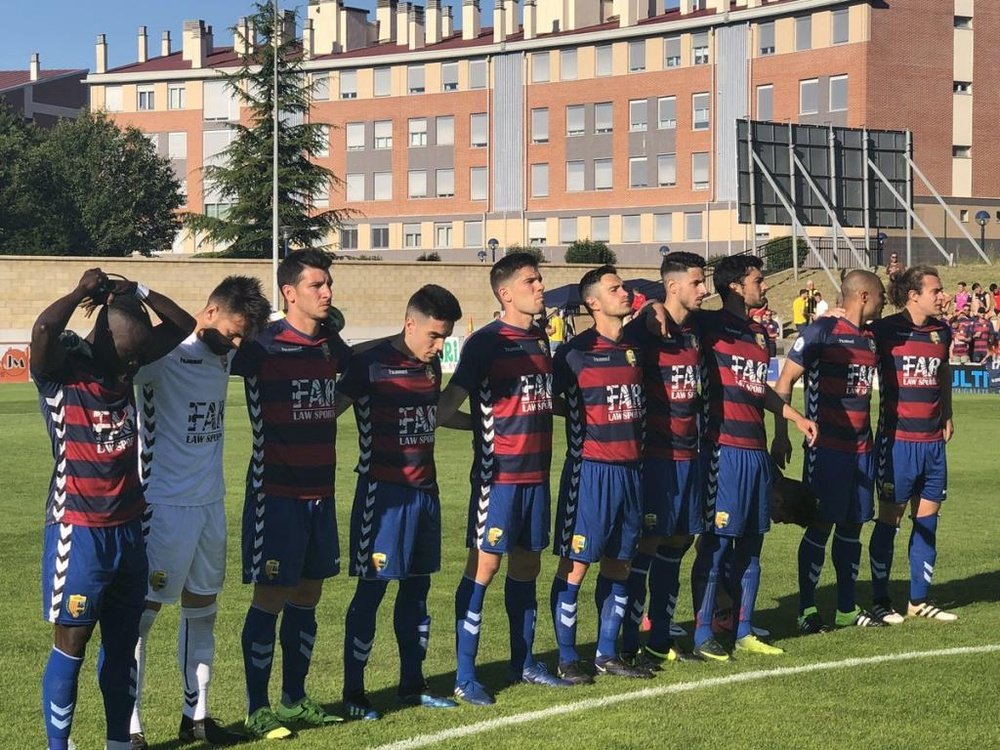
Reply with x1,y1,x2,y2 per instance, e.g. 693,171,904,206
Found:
85,0,1000,262
0,54,87,126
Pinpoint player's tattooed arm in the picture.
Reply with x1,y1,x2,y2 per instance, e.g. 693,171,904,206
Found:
32,268,109,375
939,360,954,442
437,382,471,430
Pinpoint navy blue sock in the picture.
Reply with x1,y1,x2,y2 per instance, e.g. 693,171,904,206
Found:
343,579,388,696
647,542,686,652
455,576,487,685
395,576,431,694
595,575,627,662
908,514,939,603
242,606,278,714
869,521,898,602
279,603,317,706
692,533,729,647
550,577,581,663
621,554,651,653
42,647,83,750
504,576,537,675
798,526,831,613
831,525,862,613
731,534,764,640
97,603,141,743
719,541,735,605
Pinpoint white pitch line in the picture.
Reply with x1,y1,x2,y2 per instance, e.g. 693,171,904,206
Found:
371,644,1000,750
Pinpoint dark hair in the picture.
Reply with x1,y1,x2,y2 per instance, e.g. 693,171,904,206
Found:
713,255,763,301
990,284,998,293
578,264,617,311
277,249,332,290
958,281,967,287
406,284,463,322
888,264,939,308
798,288,808,295
489,252,539,296
209,275,271,337
660,251,705,276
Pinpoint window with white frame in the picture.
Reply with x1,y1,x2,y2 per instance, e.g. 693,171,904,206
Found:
340,70,358,99
528,218,547,245
464,220,483,248
532,51,550,82
372,224,389,248
832,8,849,44
407,65,425,93
435,222,453,247
629,157,648,188
756,85,773,121
629,40,646,72
595,102,613,134
658,153,676,187
693,92,710,130
137,85,155,111
559,217,577,244
340,225,358,249
685,212,703,240
168,84,185,110
204,80,240,120
654,213,672,241
800,78,819,114
374,67,391,96
314,125,329,157
531,163,549,197
346,122,365,151
471,167,488,200
566,160,585,192
595,44,613,77
629,99,648,132
471,113,488,147
312,73,329,101
374,171,392,200
594,158,612,190
436,115,454,145
829,75,848,111
442,62,459,91
408,170,428,198
796,16,812,51
167,132,187,159
203,129,235,169
590,216,610,242
567,105,585,136
436,168,455,197
374,120,393,149
692,152,710,190
622,215,641,243
409,118,428,147
664,36,681,67
759,22,775,55
560,49,578,81
658,96,676,129
469,59,487,89
403,223,422,248
531,108,549,143
693,32,709,65
313,181,330,208
346,173,364,202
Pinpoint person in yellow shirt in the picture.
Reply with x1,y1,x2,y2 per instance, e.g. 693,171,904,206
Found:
792,289,809,333
545,309,565,348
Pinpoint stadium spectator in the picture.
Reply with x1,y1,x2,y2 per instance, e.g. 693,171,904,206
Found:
546,309,565,349
762,309,781,357
953,282,970,314
971,282,993,317
950,306,973,364
969,310,994,363
813,291,830,318
805,280,818,321
792,289,809,333
991,283,1000,314
885,253,904,282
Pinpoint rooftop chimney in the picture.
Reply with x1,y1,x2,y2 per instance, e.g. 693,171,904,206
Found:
280,10,296,45
426,0,443,45
396,1,410,46
409,5,425,49
463,0,481,40
614,0,637,27
234,17,251,56
442,5,454,36
161,30,172,56
137,26,148,63
29,53,40,82
308,0,343,55
303,18,315,58
493,0,506,42
182,20,209,68
376,0,396,43
504,0,518,37
95,34,107,74
523,0,536,39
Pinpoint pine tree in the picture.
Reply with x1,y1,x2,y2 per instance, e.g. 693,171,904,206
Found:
185,2,346,258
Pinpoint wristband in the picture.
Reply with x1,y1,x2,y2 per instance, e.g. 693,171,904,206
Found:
135,283,150,300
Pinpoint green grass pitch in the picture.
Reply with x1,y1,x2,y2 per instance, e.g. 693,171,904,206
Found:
1,382,997,749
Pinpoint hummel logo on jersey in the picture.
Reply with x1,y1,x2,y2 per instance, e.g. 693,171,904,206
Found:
591,355,611,363
504,345,522,353
180,357,204,365
280,345,304,353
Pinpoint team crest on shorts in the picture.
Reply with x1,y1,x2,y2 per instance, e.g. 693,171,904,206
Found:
149,570,168,591
644,513,658,528
487,527,504,546
66,594,87,619
714,511,730,529
571,534,587,553
929,331,941,345
372,553,388,571
265,559,281,579
625,349,637,367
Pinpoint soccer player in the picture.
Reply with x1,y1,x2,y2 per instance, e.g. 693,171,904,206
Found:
690,255,817,661
129,276,270,748
619,252,708,665
438,252,571,706
231,250,351,739
336,285,464,720
33,269,194,750
549,265,651,682
868,265,957,623
771,270,887,633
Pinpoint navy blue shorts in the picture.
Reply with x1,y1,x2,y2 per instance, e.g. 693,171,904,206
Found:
349,477,441,579
554,459,642,563
41,517,147,625
465,481,550,553
641,457,705,537
877,437,947,504
804,447,875,524
242,492,340,586
704,445,774,537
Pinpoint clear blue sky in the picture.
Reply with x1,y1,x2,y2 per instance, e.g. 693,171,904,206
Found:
0,1,497,72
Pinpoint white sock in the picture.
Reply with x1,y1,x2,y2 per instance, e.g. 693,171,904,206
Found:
179,603,217,721
130,607,159,735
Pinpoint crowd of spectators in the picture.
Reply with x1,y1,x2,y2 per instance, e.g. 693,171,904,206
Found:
946,280,1000,364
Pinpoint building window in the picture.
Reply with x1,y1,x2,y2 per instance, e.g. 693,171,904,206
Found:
168,84,185,110
657,154,676,187
532,51,550,82
800,78,819,114
759,22,775,55
137,86,155,111
953,146,971,159
346,173,364,202
436,115,454,145
340,70,358,99
566,160,585,192
435,222,452,247
560,49,578,81
374,172,392,200
471,167,488,200
692,93,710,130
955,15,973,29
469,58,488,89
312,73,329,101
664,36,681,67
654,213,672,242
404,223,422,248
954,81,972,94
685,212,703,241
595,44,613,77
591,216,610,242
313,181,330,208
409,118,428,147
531,163,549,197
629,40,646,72
692,32,709,65
528,218,547,245
832,8,849,44
595,102,613,134
629,100,648,132
203,80,238,120
464,220,483,248
471,113,488,147
346,122,365,151
622,215,641,243
340,226,358,249
829,75,848,112
796,16,812,51
314,125,330,157
559,217,577,244
692,152,710,190
371,224,389,248
531,108,549,143
756,85,773,121
442,61,459,91
167,132,187,159
374,66,391,96
567,105,585,136
408,170,428,199
374,120,393,149
629,157,648,188
407,65,425,94
436,168,455,197
594,158,613,190
657,96,676,129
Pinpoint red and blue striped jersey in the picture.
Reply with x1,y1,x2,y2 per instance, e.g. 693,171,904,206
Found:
950,316,971,358
553,328,645,464
625,316,701,460
337,340,440,490
451,320,553,485
872,313,950,442
231,319,352,498
787,317,877,453
698,309,771,450
33,334,143,527
970,317,994,356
